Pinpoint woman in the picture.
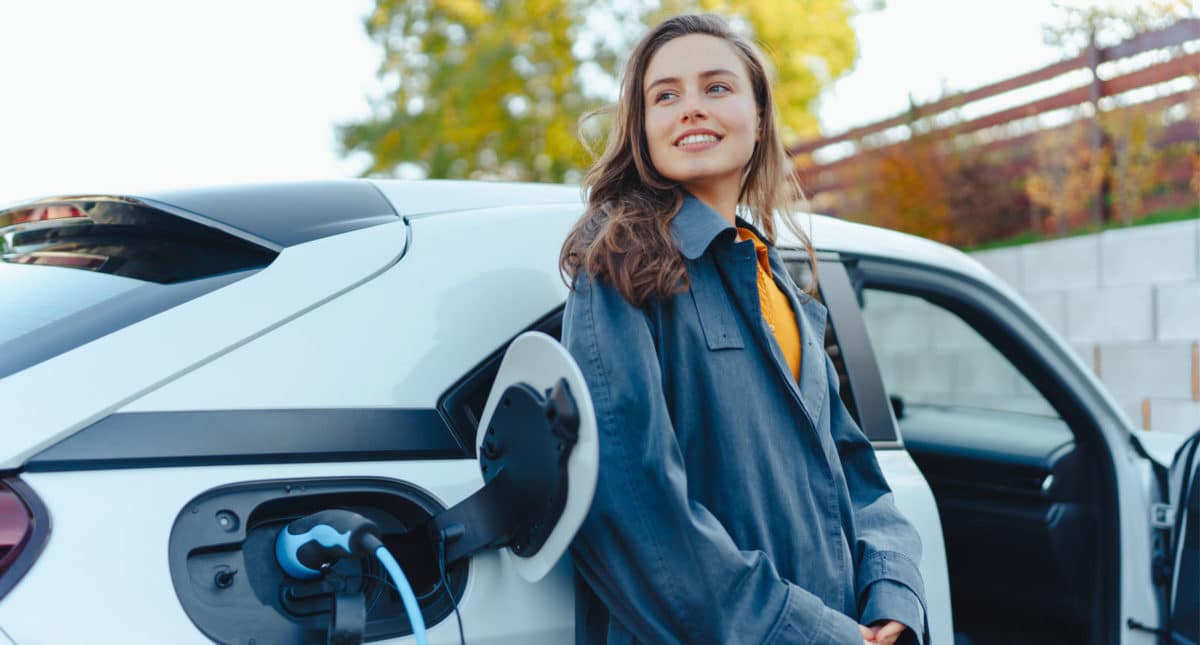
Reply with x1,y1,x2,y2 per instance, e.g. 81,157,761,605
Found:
559,14,928,645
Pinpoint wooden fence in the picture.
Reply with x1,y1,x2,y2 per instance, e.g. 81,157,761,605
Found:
791,19,1200,243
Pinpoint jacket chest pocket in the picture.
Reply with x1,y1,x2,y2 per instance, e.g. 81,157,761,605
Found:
688,257,745,351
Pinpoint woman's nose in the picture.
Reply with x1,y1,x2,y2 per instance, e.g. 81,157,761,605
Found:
680,103,707,123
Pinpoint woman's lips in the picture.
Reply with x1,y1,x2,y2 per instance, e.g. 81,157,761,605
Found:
675,137,721,152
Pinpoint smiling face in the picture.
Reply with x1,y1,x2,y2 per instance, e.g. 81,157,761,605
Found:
643,33,760,203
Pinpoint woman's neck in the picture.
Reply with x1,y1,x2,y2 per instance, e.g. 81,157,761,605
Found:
683,179,739,225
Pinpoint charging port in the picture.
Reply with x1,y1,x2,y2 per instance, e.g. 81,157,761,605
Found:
169,478,466,645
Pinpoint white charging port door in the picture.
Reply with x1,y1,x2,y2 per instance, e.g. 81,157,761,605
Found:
476,331,598,582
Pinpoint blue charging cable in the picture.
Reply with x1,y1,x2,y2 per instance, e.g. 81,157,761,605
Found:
275,509,429,645
373,544,427,644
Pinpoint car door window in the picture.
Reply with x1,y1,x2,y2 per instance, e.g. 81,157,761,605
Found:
859,288,1059,419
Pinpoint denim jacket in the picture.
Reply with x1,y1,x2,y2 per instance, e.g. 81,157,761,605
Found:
562,194,929,644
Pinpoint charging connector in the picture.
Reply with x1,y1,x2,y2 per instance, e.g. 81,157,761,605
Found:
276,510,429,645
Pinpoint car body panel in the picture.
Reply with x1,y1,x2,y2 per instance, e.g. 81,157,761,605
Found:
0,220,409,468
121,205,572,412
778,215,998,288
369,179,579,218
0,461,574,644
874,449,953,645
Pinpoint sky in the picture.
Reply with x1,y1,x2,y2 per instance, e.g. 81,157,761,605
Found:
0,0,1183,206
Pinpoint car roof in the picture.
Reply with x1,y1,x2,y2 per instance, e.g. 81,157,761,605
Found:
367,178,582,216
369,179,995,286
776,212,997,285
14,178,996,285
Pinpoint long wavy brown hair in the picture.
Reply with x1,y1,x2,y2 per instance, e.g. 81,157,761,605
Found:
559,13,818,306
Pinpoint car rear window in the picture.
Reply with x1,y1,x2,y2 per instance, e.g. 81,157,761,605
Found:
0,198,277,378
3,262,143,344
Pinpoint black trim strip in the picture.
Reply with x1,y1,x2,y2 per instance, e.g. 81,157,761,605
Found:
0,477,51,600
27,408,466,471
137,180,401,248
817,259,899,443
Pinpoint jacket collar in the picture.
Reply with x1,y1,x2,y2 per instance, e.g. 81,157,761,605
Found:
670,193,735,260
670,192,779,260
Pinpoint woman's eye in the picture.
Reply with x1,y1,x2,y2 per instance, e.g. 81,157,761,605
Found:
655,90,678,103
708,83,731,94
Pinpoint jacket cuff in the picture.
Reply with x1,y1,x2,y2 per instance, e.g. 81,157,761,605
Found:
767,583,862,645
856,551,925,602
816,607,863,645
860,580,926,645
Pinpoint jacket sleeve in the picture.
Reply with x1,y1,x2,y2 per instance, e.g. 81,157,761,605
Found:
563,275,864,645
824,354,930,645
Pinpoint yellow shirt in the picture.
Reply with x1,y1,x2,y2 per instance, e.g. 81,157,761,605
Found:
736,227,802,379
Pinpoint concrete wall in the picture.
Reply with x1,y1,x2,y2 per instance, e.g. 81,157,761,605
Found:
969,218,1200,434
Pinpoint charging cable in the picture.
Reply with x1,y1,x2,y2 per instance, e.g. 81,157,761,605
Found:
372,544,426,644
275,509,429,645
437,527,466,645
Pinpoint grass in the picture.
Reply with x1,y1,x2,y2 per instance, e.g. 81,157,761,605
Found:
963,203,1200,253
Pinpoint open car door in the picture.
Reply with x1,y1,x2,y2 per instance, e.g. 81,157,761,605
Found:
1164,429,1199,645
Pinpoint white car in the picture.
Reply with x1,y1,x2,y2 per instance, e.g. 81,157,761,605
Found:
0,180,1194,645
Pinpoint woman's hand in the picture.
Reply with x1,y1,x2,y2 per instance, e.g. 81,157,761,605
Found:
860,620,908,645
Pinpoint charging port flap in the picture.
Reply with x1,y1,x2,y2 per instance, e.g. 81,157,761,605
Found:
427,331,598,582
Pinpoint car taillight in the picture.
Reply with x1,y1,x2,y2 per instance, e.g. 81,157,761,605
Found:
0,478,49,599
0,488,29,560
8,204,87,225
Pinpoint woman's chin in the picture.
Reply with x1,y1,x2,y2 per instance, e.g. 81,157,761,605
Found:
668,165,743,190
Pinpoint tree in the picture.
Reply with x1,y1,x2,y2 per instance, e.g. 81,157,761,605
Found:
1042,0,1192,51
1025,118,1109,235
864,136,954,243
340,0,590,182
340,0,859,182
1191,89,1200,206
1102,106,1164,225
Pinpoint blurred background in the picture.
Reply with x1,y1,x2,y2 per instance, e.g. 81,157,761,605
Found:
1,0,1197,431
2,0,1194,243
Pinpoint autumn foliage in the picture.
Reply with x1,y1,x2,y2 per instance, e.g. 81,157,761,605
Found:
804,96,1197,247
1025,118,1110,235
797,7,1198,247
